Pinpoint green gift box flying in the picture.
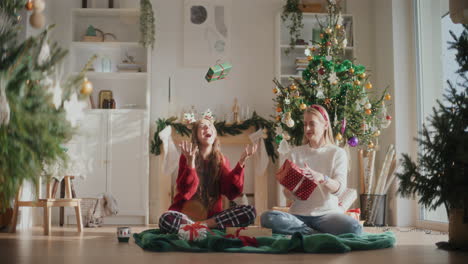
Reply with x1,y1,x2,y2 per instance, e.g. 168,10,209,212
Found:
205,62,232,82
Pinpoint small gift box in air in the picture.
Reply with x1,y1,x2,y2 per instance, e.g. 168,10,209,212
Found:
205,62,232,82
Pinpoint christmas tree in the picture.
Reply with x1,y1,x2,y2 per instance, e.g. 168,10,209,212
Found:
273,0,391,148
397,25,468,217
0,0,93,206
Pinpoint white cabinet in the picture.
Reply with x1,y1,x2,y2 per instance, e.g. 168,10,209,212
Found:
276,12,354,85
68,110,149,225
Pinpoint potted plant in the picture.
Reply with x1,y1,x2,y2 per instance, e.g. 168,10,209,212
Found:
396,25,468,250
281,0,304,54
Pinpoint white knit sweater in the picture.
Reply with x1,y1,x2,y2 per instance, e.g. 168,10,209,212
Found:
286,144,348,216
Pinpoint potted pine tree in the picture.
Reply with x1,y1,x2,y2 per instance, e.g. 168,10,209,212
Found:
396,25,468,250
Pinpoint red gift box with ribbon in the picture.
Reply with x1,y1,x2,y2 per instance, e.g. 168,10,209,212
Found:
276,159,317,200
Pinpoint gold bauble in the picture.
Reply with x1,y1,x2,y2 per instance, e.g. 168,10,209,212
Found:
29,11,45,29
25,1,33,11
359,73,366,79
336,24,342,30
354,80,361,86
307,56,313,61
336,133,343,141
349,68,355,74
80,77,93,95
368,141,375,149
385,93,392,100
373,130,381,137
365,109,372,115
320,33,324,39
275,115,281,121
332,80,338,85
273,88,279,94
300,103,307,110
365,82,373,89
325,28,332,34
290,84,297,90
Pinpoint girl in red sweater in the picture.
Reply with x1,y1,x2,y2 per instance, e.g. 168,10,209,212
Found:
159,118,258,233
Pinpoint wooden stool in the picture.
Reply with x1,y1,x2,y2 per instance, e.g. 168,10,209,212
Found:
9,176,83,235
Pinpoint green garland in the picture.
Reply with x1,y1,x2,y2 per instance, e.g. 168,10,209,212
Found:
151,112,278,162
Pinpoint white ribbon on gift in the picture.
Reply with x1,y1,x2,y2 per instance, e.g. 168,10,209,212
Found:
248,129,269,177
159,126,180,176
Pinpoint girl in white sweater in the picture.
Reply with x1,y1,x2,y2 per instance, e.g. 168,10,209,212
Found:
261,105,362,235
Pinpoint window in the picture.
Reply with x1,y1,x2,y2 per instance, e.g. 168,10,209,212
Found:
414,0,463,228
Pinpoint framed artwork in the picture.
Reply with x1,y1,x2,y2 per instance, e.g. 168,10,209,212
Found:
183,0,232,67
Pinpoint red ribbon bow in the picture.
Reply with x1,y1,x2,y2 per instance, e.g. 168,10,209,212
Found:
181,222,209,241
224,227,259,247
346,208,361,214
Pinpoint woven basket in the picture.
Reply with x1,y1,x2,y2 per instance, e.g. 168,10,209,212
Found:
80,198,103,227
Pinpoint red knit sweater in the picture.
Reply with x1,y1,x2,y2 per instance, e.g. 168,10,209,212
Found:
168,154,244,217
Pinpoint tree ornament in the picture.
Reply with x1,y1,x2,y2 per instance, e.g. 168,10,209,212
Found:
273,88,279,94
29,12,45,28
292,90,300,98
348,136,359,147
354,80,361,86
365,82,373,89
368,141,375,149
364,103,372,109
335,133,343,141
385,93,392,100
37,39,50,66
290,83,297,90
324,98,331,107
300,103,307,110
33,0,45,12
336,24,342,30
310,46,317,52
275,115,281,121
318,68,325,75
80,77,93,95
359,73,366,79
25,0,34,11
373,130,381,137
0,78,10,126
326,41,332,47
320,33,324,39
276,107,282,113
282,112,295,128
365,109,372,115
386,115,392,120
311,80,318,86
284,98,291,105
307,56,313,61
349,68,355,74
325,28,332,34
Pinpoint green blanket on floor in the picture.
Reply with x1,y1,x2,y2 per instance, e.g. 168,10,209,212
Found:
133,229,396,254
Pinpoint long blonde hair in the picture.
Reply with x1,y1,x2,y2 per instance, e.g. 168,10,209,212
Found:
303,105,335,146
190,120,223,209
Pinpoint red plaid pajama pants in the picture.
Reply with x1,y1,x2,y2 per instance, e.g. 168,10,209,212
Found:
158,205,256,234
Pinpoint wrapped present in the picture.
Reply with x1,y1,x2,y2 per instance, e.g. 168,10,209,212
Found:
226,226,272,238
205,62,232,82
276,159,317,200
338,188,358,211
178,222,209,242
345,208,361,222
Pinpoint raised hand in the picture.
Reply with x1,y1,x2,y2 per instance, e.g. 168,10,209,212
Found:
239,144,258,167
179,141,198,168
302,162,325,184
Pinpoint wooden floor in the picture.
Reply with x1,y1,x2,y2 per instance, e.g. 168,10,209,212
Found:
0,226,467,264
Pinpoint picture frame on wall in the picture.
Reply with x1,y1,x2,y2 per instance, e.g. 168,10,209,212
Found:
183,0,232,67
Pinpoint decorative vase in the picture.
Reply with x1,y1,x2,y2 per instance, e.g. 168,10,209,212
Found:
449,208,468,250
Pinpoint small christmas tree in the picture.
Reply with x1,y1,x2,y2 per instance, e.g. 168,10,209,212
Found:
273,0,391,148
396,25,468,249
0,1,92,206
